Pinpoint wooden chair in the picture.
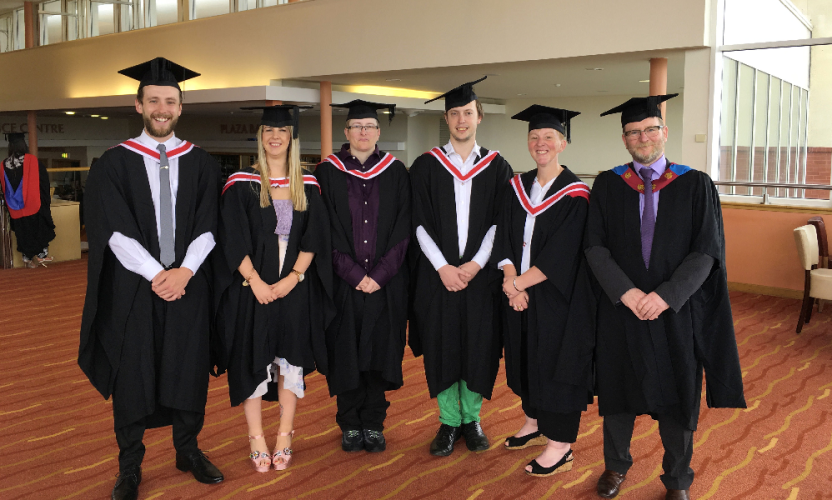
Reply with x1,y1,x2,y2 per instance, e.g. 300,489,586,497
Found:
794,225,832,333
807,217,829,311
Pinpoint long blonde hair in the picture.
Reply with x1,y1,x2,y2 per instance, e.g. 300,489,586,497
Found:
254,125,307,212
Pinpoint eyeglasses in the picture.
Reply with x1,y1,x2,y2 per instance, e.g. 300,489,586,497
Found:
346,125,380,132
624,126,664,139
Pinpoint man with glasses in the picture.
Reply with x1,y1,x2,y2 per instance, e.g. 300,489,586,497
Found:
316,100,411,453
410,77,513,457
585,94,745,500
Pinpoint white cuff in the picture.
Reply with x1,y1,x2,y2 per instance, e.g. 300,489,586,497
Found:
181,232,216,275
471,225,497,269
416,225,449,270
497,259,513,270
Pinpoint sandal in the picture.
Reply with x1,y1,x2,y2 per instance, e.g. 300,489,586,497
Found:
248,434,272,473
36,255,53,267
504,430,547,450
526,449,574,477
272,430,294,471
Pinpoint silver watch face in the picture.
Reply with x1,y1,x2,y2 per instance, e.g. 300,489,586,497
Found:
296,272,305,282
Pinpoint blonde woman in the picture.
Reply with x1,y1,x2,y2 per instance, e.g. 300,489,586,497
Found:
215,105,333,472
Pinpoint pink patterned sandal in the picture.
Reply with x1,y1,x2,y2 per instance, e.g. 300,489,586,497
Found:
272,430,294,471
248,434,272,473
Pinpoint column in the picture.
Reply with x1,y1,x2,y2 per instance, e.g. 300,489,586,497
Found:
23,2,38,157
27,111,38,157
649,57,668,120
320,81,332,158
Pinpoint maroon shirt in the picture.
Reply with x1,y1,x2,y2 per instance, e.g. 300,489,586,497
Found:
331,143,410,289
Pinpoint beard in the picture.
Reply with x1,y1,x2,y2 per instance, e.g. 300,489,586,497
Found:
627,140,665,165
143,113,179,138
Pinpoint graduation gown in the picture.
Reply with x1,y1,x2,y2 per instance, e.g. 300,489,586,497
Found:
409,147,513,399
584,163,746,430
316,159,411,396
214,168,334,407
78,145,220,429
2,155,55,257
493,168,595,414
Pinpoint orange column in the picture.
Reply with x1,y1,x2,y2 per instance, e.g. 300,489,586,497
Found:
649,58,668,120
319,81,332,158
24,4,37,156
264,100,282,106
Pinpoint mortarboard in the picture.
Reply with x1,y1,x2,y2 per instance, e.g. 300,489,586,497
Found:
600,94,678,126
240,105,312,139
119,57,201,91
425,76,488,111
331,100,396,124
4,132,26,142
511,105,580,143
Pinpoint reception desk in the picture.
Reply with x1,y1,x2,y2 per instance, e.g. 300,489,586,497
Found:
11,200,81,268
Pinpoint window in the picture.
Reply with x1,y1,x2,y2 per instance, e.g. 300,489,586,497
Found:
192,0,228,19
0,14,11,52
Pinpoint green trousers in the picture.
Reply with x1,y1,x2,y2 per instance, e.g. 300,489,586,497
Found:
437,380,483,427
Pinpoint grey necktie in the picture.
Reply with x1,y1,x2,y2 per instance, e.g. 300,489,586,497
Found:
157,144,175,267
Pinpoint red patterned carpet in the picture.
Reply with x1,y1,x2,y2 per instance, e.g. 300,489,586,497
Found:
1,258,831,499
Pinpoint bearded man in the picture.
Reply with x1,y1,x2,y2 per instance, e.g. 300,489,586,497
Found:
79,58,224,500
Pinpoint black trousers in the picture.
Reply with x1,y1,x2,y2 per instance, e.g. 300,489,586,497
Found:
603,413,695,490
115,409,204,471
335,371,390,432
521,399,582,443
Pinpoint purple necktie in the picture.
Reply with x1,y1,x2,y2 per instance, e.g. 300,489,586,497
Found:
640,168,655,269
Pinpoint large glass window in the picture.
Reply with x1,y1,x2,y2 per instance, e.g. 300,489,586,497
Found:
0,15,11,52
192,0,228,19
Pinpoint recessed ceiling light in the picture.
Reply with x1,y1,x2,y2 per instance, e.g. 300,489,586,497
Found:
65,111,75,115
639,79,650,83
385,78,402,82
101,117,108,120
554,83,562,87
91,114,99,117
585,68,604,71
517,93,527,96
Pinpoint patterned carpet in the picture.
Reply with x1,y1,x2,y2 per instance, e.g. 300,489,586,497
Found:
1,258,831,500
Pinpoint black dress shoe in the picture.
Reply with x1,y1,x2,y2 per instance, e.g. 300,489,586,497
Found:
461,421,489,452
342,430,364,452
597,469,627,498
665,489,691,500
175,450,224,484
429,424,462,457
363,429,386,453
112,467,141,500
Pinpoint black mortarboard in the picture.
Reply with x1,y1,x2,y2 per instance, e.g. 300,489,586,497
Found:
600,94,678,126
119,57,201,91
511,105,581,143
331,100,396,124
425,76,487,111
4,132,26,142
240,105,312,139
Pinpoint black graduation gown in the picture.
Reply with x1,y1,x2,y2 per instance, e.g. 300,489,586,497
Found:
409,147,513,399
214,168,334,407
316,159,411,397
584,165,746,430
493,168,595,414
3,156,55,257
78,145,220,429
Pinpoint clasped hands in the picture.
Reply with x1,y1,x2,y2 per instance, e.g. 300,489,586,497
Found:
502,275,529,312
356,276,381,294
621,288,669,321
249,274,299,305
152,268,193,302
438,262,481,292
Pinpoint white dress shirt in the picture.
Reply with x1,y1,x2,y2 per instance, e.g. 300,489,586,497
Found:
108,131,216,281
416,140,496,271
498,174,558,274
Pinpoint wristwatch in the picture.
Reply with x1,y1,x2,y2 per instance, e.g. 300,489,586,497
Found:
291,269,305,282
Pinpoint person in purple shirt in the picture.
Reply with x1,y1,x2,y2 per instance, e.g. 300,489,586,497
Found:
315,100,411,453
585,95,745,500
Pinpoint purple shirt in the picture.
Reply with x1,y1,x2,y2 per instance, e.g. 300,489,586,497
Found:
331,143,410,289
635,155,667,224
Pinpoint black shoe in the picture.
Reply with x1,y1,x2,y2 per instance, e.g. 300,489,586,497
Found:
342,430,364,452
363,429,386,453
461,421,490,452
175,450,224,484
504,430,548,450
111,467,141,500
429,424,462,457
526,449,574,477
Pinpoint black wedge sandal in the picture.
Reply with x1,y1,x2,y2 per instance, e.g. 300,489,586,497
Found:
504,430,547,450
525,449,574,477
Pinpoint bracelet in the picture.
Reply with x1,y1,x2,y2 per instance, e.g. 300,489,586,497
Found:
513,277,522,292
243,271,257,287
